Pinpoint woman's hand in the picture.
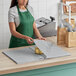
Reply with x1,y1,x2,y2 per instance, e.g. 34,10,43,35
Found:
38,36,46,40
25,36,34,44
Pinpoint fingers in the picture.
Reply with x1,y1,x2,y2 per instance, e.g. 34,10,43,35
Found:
42,37,46,40
27,38,34,44
38,37,46,40
27,40,33,44
38,37,42,40
30,37,34,42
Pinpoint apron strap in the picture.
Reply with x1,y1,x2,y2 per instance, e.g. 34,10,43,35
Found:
17,4,28,13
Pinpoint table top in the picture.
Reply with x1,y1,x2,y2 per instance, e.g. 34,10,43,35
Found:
0,36,76,75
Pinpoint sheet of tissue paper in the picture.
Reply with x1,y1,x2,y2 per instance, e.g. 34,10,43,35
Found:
34,39,70,58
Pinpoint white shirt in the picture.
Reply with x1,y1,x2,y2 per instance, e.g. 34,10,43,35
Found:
8,5,34,27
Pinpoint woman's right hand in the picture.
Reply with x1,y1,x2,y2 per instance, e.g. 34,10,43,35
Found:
25,36,34,44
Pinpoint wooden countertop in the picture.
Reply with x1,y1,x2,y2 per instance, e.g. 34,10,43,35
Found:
0,36,76,75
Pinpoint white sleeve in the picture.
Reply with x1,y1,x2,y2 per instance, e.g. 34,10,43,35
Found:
8,9,15,22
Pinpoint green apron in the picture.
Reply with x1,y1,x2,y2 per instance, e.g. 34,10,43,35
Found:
9,5,35,48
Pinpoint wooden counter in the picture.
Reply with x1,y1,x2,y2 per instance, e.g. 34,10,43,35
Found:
0,36,76,75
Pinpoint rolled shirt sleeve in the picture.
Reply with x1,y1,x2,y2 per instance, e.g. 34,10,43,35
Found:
8,8,15,22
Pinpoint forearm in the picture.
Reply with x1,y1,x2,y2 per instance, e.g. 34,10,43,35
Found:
33,22,46,40
33,22,42,38
11,30,27,39
34,28,42,38
9,22,28,40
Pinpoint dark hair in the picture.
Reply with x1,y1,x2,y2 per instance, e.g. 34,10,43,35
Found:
10,0,29,8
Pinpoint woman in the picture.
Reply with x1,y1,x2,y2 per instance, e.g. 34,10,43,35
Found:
8,0,46,48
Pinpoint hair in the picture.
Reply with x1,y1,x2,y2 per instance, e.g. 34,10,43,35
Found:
10,0,29,8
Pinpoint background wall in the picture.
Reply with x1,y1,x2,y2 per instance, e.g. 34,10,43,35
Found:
0,0,60,50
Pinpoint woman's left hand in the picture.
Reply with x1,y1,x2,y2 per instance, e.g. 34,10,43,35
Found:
38,36,46,40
